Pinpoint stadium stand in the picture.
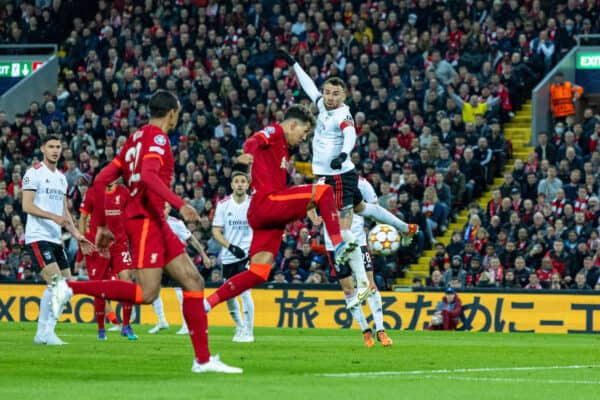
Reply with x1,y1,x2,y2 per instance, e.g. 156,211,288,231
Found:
0,1,599,291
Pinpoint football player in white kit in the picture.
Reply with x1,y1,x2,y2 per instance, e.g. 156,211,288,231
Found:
212,171,254,343
148,203,211,335
22,135,95,345
278,49,418,306
323,177,393,347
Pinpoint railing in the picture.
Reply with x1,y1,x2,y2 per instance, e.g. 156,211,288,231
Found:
531,35,600,146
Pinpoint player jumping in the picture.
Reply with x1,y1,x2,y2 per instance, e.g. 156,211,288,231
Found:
279,49,418,306
204,105,358,314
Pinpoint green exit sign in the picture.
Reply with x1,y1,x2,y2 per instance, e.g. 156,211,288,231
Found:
0,61,43,78
577,53,600,70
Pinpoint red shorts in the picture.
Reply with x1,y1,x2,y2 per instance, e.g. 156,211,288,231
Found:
85,252,111,281
248,185,317,257
126,217,185,269
108,243,133,274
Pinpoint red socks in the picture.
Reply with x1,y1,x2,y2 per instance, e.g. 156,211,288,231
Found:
95,298,106,329
182,291,210,364
317,185,342,246
122,302,132,326
68,280,143,304
207,264,270,308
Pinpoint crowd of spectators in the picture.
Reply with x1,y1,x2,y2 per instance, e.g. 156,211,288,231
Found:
0,0,599,290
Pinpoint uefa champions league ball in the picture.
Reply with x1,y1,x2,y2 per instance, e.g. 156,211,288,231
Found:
367,224,400,256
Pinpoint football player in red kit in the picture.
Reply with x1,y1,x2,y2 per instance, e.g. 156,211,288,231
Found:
79,178,136,340
205,105,357,311
51,90,241,373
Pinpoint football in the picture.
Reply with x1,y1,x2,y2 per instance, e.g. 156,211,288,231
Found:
367,224,400,256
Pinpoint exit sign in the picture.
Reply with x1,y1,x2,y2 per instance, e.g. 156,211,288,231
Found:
577,53,600,70
0,61,43,78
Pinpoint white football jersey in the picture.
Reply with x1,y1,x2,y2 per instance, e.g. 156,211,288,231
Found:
23,162,68,244
312,98,356,176
213,195,252,264
167,216,192,244
324,177,377,251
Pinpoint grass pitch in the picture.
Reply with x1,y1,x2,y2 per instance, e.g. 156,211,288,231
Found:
1,323,599,400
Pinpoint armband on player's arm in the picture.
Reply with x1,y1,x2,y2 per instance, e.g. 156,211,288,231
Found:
140,157,186,210
340,119,357,155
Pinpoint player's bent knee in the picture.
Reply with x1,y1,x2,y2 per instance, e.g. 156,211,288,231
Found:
313,183,332,203
249,263,272,282
142,290,159,304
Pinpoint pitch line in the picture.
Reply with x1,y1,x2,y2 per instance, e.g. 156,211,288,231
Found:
443,376,600,385
318,364,600,378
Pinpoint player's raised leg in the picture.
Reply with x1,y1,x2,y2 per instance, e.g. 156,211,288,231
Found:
355,201,418,247
206,183,353,310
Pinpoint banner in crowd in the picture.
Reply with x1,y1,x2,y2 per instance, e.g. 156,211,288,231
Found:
1,285,599,334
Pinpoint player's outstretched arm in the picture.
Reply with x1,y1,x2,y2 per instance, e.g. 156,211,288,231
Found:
140,157,186,210
279,49,321,103
63,197,96,255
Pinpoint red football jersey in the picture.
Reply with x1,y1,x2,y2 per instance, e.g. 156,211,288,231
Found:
243,124,289,198
113,125,174,220
79,183,103,241
105,184,129,245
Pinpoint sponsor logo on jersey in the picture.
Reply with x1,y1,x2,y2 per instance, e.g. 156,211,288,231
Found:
154,135,167,146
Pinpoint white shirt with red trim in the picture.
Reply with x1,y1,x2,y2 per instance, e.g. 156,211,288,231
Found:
22,162,68,244
312,99,356,176
167,215,192,244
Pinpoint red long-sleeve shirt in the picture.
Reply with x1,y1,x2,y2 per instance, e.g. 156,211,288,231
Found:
243,124,290,199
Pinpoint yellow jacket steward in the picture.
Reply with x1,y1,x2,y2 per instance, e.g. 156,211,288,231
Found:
550,81,583,118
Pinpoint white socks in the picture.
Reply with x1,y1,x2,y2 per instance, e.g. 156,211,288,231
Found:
345,294,369,331
226,298,244,329
359,203,409,233
36,286,52,338
152,296,167,324
174,287,187,331
240,290,254,333
341,230,369,289
367,290,385,332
